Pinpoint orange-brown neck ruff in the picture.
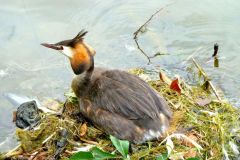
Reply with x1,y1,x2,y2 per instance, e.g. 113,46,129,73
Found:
70,44,91,74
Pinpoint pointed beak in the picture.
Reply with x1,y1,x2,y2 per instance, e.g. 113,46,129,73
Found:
41,43,63,50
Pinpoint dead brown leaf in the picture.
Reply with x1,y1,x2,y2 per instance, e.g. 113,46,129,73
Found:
12,111,17,122
182,132,198,147
79,123,88,137
159,71,172,85
184,149,197,159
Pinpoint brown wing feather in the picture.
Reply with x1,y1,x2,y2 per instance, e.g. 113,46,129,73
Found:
89,70,171,120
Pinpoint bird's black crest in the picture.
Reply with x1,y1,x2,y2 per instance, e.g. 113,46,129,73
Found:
55,30,88,47
73,30,88,41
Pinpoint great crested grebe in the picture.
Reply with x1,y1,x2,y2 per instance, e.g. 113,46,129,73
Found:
41,30,172,143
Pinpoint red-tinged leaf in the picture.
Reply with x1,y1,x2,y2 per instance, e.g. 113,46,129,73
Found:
170,79,181,94
196,98,212,107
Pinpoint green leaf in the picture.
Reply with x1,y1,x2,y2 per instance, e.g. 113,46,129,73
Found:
69,151,94,160
156,153,168,160
110,135,129,158
186,158,201,160
91,147,116,160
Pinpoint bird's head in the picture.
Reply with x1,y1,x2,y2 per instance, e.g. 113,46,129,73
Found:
41,30,96,75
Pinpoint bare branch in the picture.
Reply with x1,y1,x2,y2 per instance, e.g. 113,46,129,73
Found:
133,2,175,64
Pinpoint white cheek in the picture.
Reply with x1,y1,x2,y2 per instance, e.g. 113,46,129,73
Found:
61,46,74,58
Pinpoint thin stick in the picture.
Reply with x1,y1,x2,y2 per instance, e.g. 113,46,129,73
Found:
4,144,22,158
42,132,56,144
192,58,222,101
133,2,175,64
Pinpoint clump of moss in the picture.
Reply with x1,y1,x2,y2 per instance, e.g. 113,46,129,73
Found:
16,115,59,153
12,112,80,159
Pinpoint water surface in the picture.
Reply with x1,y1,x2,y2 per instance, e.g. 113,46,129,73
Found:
0,0,240,151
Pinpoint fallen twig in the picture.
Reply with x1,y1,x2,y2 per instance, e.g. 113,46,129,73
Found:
192,58,222,101
133,3,174,64
80,137,99,145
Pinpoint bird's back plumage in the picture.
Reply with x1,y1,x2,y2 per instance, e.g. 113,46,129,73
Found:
74,68,172,143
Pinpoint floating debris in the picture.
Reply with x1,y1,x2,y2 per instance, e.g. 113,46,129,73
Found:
212,43,219,57
15,100,41,129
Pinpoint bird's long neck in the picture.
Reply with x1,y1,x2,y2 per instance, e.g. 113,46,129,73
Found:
71,57,94,98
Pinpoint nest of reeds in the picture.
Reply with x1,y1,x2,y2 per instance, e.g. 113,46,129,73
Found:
2,60,240,160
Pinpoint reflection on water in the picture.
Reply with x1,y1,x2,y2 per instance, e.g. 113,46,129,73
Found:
0,0,240,151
